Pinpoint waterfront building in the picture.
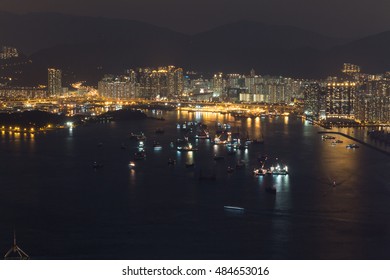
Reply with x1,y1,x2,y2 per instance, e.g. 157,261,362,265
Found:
303,82,326,120
98,75,136,99
0,87,47,100
355,80,390,123
325,81,357,119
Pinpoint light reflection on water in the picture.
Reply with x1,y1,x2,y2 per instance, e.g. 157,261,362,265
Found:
0,111,389,259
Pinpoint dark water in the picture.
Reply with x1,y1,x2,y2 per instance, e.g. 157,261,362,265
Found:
0,111,389,260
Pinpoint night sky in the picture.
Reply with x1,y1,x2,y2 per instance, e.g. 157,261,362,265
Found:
1,0,390,38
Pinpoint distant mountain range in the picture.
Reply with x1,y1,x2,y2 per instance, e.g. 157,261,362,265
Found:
1,12,390,85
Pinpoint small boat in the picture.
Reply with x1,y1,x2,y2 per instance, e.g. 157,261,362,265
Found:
224,206,245,213
227,166,234,173
195,130,210,139
168,158,176,165
128,161,136,169
269,164,288,175
346,144,359,149
153,141,162,150
130,132,146,141
253,168,267,176
177,143,198,152
335,139,343,143
138,141,145,149
322,135,336,140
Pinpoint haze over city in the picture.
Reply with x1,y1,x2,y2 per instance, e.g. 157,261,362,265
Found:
1,0,390,38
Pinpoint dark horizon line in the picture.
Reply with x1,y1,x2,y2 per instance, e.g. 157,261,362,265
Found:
1,9,386,41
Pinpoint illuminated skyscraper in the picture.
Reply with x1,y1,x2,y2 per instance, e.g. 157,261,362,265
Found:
174,68,184,97
213,72,223,95
325,81,356,119
48,68,62,96
303,82,326,120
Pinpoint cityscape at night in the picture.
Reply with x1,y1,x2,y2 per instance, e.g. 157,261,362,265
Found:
0,0,390,264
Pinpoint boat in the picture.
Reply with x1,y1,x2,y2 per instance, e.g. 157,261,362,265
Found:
177,143,198,152
322,135,336,140
168,158,176,165
195,129,210,139
346,144,359,149
253,168,267,176
130,132,146,141
238,144,248,150
128,161,136,169
224,206,245,212
153,141,162,150
138,141,145,149
226,142,239,149
227,166,234,173
269,164,288,175
335,139,343,143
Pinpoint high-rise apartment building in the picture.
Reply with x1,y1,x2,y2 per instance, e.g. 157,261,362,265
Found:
303,82,326,119
48,68,62,96
325,81,357,118
98,75,136,99
355,80,390,123
212,73,224,95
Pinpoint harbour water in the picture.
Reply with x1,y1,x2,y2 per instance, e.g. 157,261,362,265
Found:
0,111,389,259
